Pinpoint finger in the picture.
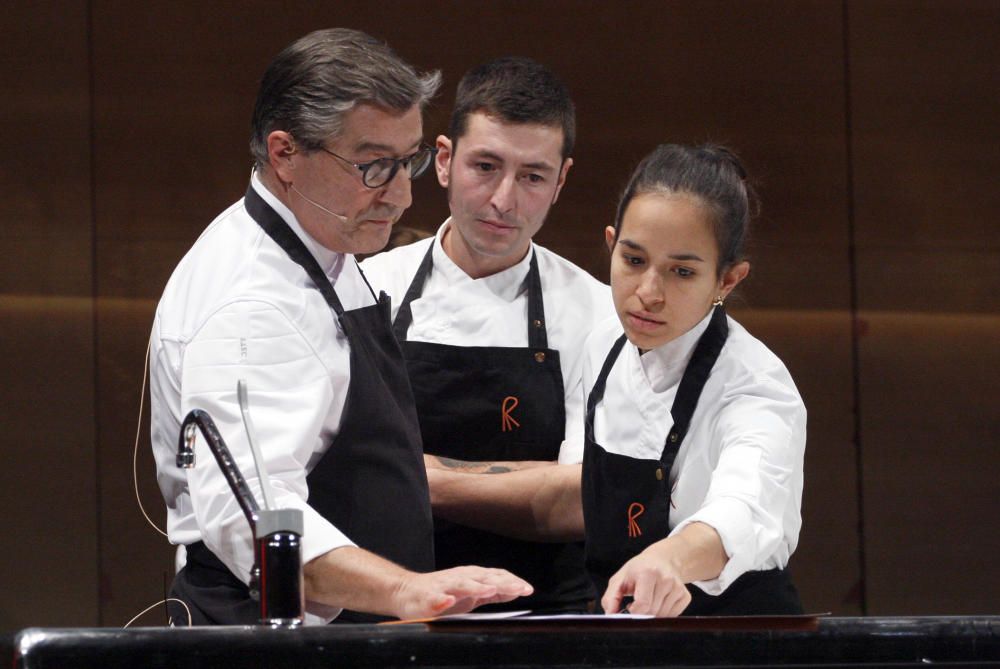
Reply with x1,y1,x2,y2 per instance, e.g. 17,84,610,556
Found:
658,582,690,618
667,586,692,618
486,584,531,602
441,576,499,601
478,571,533,596
452,567,533,596
427,593,457,616
630,570,658,615
601,573,629,614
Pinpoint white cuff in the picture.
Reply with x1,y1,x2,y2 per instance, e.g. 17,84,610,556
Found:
672,497,755,596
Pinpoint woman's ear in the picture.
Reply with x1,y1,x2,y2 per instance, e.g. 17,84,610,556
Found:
718,260,750,301
605,225,616,253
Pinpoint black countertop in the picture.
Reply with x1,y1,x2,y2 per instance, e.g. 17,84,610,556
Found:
8,616,1000,668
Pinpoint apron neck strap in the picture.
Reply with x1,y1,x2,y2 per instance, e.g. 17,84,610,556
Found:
392,241,549,348
585,333,628,443
524,251,548,349
663,305,729,456
245,182,366,317
391,242,435,340
584,305,730,461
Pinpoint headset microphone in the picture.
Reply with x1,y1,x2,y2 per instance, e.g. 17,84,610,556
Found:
290,184,349,222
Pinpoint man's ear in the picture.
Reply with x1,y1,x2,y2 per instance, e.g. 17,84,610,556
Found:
550,157,573,205
267,131,297,183
435,135,452,188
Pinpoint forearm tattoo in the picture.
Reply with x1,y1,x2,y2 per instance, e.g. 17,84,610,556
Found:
435,456,512,474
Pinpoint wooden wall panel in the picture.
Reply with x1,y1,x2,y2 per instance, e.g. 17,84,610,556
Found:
850,0,1000,315
849,0,1000,613
858,312,999,614
0,1,98,630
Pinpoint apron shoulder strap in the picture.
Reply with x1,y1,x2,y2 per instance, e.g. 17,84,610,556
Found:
391,242,435,341
525,250,548,350
585,333,628,443
663,305,730,459
244,183,346,316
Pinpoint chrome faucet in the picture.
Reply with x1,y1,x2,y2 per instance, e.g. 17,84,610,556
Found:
178,409,261,528
177,406,304,626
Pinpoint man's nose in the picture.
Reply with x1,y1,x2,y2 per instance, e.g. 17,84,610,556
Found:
379,168,413,210
490,173,516,214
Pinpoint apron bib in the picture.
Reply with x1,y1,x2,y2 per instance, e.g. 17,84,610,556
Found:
169,185,433,625
581,306,802,615
392,243,592,612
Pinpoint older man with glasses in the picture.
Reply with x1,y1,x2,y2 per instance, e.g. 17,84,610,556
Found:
149,28,531,626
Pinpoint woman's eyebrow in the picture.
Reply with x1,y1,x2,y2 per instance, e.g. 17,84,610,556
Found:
617,238,645,251
617,239,704,262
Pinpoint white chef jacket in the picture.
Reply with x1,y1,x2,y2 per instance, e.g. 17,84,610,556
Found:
360,220,614,463
583,310,806,595
150,175,371,621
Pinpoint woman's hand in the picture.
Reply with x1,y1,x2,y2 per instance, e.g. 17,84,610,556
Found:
601,521,728,617
602,544,692,616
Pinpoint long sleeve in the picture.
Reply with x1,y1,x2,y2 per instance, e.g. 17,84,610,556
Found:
175,299,355,583
673,373,806,595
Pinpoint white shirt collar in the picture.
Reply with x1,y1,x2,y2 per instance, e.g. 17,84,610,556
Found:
638,308,716,393
250,172,346,282
432,219,533,302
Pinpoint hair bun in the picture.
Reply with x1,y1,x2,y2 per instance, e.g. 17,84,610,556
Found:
700,144,748,181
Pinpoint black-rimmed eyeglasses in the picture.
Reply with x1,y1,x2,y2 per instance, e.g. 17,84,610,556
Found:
320,144,437,189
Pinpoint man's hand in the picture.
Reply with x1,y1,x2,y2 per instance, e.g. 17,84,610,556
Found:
304,546,532,620
392,566,534,620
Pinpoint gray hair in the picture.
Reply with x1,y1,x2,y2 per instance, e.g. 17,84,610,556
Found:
250,28,441,168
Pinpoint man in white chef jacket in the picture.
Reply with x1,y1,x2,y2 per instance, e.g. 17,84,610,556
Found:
361,57,612,612
149,29,531,625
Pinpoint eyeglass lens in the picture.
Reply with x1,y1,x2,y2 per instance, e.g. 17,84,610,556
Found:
364,147,434,187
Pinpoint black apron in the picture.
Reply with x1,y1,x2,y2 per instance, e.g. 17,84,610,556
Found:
581,306,802,616
169,185,433,625
391,243,593,612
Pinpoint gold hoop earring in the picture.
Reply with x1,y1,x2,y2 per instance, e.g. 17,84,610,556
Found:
712,296,724,306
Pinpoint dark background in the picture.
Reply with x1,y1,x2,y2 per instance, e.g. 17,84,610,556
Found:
1,0,997,630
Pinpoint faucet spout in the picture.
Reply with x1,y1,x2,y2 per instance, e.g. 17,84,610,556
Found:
177,409,260,529
175,406,303,624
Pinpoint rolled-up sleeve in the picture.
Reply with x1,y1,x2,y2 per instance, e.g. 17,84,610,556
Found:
179,299,355,583
672,377,806,595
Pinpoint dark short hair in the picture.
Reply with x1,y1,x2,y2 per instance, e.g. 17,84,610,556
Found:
447,56,575,159
250,28,441,168
614,144,755,275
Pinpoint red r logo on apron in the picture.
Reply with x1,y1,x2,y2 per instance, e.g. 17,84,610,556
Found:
501,395,521,432
627,502,645,538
